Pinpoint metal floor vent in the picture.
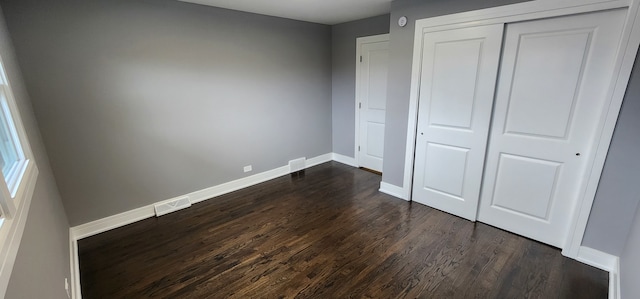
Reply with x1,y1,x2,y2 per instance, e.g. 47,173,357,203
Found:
289,157,306,173
154,196,191,217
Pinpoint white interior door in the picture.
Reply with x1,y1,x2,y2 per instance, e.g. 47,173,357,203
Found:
358,36,389,172
412,24,504,221
478,9,627,247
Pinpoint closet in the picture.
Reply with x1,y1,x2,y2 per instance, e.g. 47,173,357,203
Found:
410,8,628,248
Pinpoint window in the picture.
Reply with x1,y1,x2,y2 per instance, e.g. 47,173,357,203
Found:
0,52,39,297
0,74,28,198
0,55,35,216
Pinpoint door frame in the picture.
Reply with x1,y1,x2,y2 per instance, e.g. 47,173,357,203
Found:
401,0,640,258
355,34,390,168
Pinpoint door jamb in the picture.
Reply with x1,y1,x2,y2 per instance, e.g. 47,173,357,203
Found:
355,34,390,167
401,0,640,258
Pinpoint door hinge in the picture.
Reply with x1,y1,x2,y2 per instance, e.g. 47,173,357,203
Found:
359,102,362,109
358,146,361,151
360,56,363,62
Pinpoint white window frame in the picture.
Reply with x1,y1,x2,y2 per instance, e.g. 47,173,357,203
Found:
0,53,39,297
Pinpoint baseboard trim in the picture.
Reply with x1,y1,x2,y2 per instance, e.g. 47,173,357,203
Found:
306,153,333,168
70,205,154,240
332,153,358,167
70,153,334,240
70,159,616,299
574,246,620,299
189,153,332,205
188,166,289,205
67,152,334,298
576,246,617,272
379,182,409,201
69,152,367,297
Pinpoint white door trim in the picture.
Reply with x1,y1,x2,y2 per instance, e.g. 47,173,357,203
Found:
355,34,390,168
402,0,640,258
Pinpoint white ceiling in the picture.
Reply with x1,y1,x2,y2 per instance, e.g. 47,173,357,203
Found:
179,0,392,25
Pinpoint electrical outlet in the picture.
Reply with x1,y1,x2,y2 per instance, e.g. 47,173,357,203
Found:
65,278,71,298
243,165,252,173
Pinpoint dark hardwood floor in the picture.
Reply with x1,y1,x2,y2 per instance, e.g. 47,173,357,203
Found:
78,162,608,298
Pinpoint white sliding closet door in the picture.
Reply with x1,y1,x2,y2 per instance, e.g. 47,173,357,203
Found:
412,24,503,221
478,9,627,247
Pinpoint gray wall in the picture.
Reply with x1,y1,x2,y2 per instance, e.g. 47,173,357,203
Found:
0,6,71,299
332,15,390,157
620,204,640,298
381,0,529,187
583,53,640,255
1,0,332,226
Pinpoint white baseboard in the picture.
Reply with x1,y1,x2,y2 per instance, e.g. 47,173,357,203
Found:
67,152,334,299
70,205,154,240
67,152,383,298
306,153,333,168
379,182,409,201
332,153,358,167
70,153,334,240
574,246,620,299
188,165,290,205
189,153,333,205
67,162,622,299
576,246,617,272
